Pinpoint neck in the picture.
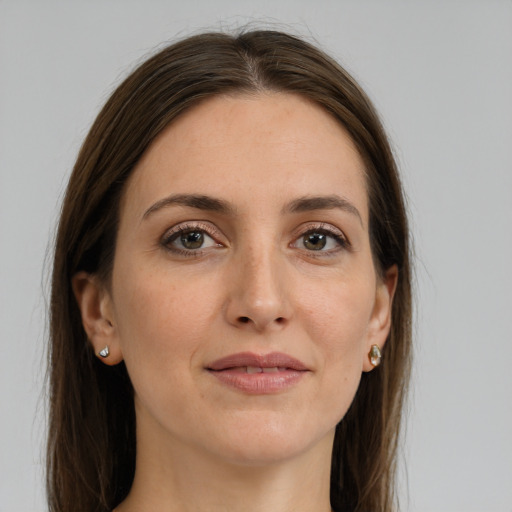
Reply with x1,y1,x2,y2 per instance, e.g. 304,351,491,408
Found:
115,420,334,512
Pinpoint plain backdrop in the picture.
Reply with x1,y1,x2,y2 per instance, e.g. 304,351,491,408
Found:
1,1,511,511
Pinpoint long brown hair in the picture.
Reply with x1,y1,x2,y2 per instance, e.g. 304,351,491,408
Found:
47,30,412,512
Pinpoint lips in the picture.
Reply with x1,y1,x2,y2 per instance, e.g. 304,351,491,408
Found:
206,352,309,394
233,366,286,373
207,352,309,372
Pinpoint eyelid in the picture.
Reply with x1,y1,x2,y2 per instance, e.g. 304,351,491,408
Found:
162,220,222,240
160,221,225,254
290,222,351,252
292,221,348,239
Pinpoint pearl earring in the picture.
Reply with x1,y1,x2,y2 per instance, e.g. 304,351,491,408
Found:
99,345,110,358
368,344,382,367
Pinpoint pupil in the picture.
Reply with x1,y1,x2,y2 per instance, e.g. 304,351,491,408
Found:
304,233,326,250
181,231,204,249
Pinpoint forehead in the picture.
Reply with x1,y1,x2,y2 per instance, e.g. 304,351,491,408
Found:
122,92,368,222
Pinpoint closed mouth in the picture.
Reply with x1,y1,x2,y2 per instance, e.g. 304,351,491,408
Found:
222,366,289,374
206,352,309,394
206,352,309,372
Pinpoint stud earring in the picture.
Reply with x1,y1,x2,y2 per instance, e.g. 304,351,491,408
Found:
368,344,382,367
99,345,110,358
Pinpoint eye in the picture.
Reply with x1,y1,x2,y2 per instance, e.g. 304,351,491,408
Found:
291,225,349,254
176,230,212,250
302,232,334,251
161,223,222,255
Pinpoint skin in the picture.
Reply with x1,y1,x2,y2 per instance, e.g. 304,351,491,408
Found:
74,92,397,512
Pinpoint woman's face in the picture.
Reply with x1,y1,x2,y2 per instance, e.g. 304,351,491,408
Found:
96,93,395,464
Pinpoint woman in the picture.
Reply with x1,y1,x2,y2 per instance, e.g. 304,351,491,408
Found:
47,30,412,512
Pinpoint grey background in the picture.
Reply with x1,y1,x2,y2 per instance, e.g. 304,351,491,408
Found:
1,1,511,510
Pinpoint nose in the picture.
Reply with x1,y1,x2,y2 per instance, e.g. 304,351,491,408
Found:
225,246,292,333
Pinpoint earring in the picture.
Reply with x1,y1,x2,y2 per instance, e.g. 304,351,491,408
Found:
368,344,382,367
99,345,110,358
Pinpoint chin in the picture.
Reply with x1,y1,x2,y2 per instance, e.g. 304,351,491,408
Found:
203,413,336,467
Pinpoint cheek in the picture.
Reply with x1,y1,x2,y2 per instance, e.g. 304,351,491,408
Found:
112,265,220,380
302,276,375,355
299,275,375,412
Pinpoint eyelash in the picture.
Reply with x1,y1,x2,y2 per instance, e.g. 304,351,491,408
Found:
291,223,350,257
160,222,350,257
161,222,223,257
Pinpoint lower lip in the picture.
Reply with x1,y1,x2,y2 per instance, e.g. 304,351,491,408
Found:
208,369,307,394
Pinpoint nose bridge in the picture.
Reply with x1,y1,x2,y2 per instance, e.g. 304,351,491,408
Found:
226,235,290,331
245,242,281,304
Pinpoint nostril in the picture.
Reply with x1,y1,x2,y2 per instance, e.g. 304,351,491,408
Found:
235,316,286,327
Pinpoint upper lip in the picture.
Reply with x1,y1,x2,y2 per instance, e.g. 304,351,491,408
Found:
207,352,309,371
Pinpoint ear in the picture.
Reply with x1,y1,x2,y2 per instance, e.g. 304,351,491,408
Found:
362,265,398,372
72,271,123,365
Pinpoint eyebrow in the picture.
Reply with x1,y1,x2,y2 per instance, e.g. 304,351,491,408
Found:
283,195,363,225
142,193,235,220
142,192,362,225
